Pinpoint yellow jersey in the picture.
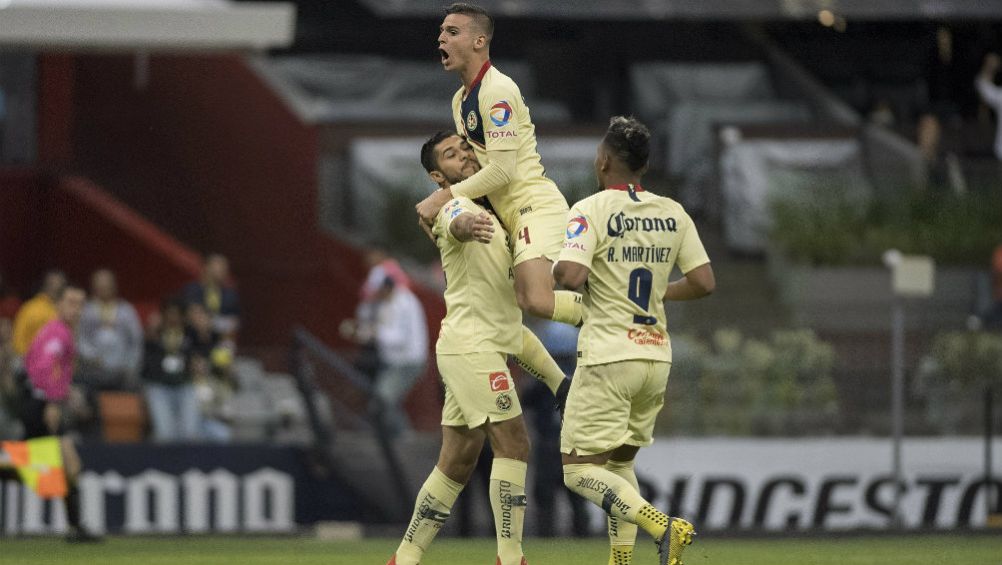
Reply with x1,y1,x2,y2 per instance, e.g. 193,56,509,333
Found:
12,294,57,355
433,196,522,355
558,185,710,366
451,61,568,231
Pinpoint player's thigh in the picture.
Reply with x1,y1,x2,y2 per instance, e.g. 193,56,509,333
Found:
436,352,523,429
511,209,567,267
561,361,646,457
485,414,530,461
623,361,671,448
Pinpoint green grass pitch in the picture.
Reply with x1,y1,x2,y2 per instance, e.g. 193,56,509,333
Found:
2,534,1000,565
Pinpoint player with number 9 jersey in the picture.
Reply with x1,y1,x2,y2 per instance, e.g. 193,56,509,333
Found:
559,185,709,366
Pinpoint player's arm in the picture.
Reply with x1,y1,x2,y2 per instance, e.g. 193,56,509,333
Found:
416,151,516,222
450,211,495,244
663,263,715,301
664,211,714,300
553,261,589,291
554,207,597,290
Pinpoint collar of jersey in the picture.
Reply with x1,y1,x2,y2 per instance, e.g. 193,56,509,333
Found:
606,184,645,192
463,60,492,99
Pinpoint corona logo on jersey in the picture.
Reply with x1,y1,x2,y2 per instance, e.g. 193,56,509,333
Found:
607,211,678,238
566,215,589,239
627,328,667,346
466,110,478,131
489,371,510,392
489,100,513,127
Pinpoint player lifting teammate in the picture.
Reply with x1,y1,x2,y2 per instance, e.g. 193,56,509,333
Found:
387,132,569,565
416,3,584,327
555,117,715,565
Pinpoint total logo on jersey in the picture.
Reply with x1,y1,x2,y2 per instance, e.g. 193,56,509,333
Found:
566,215,589,239
607,211,678,238
489,100,513,127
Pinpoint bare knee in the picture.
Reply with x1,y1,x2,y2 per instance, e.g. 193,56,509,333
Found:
487,418,531,462
438,426,485,484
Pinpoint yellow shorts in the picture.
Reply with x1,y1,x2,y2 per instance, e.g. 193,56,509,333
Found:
438,352,522,428
560,360,671,456
510,207,567,266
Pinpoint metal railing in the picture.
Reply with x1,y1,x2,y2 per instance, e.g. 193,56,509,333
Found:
289,326,412,520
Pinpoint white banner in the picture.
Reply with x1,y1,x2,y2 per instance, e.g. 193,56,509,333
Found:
631,438,1001,531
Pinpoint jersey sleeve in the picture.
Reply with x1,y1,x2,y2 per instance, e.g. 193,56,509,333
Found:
558,201,599,269
480,80,521,152
434,196,481,243
676,210,711,274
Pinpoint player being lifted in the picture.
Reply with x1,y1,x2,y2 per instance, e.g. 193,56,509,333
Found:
387,132,569,565
416,3,584,327
554,117,715,565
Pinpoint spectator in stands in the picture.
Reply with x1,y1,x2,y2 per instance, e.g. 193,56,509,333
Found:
141,299,200,442
186,302,234,442
916,111,966,192
77,269,143,391
0,269,21,323
345,276,427,437
360,246,412,302
12,270,65,356
975,52,1002,162
182,254,240,340
868,98,896,129
986,243,1002,330
0,317,19,438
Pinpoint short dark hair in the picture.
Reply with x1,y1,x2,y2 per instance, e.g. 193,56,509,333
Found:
420,130,458,173
445,3,494,42
603,116,651,172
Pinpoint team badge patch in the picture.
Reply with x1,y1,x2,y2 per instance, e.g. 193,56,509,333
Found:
566,215,589,239
489,371,510,392
466,110,479,131
496,393,513,412
489,101,512,127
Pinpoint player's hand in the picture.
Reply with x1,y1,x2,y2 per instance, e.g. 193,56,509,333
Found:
416,190,452,224
470,212,494,244
418,216,436,242
43,403,62,435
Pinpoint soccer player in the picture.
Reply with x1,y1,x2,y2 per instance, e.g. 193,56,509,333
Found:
415,3,584,328
387,132,568,565
554,117,715,565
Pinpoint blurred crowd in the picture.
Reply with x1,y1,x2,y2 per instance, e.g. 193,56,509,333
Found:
0,254,241,443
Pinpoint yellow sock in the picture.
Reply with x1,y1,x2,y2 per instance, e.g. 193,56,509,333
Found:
562,463,667,541
606,459,639,564
514,326,566,394
634,504,669,541
551,290,583,325
609,546,634,565
490,458,527,565
395,466,464,565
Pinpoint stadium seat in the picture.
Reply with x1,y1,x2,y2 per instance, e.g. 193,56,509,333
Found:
98,391,146,443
